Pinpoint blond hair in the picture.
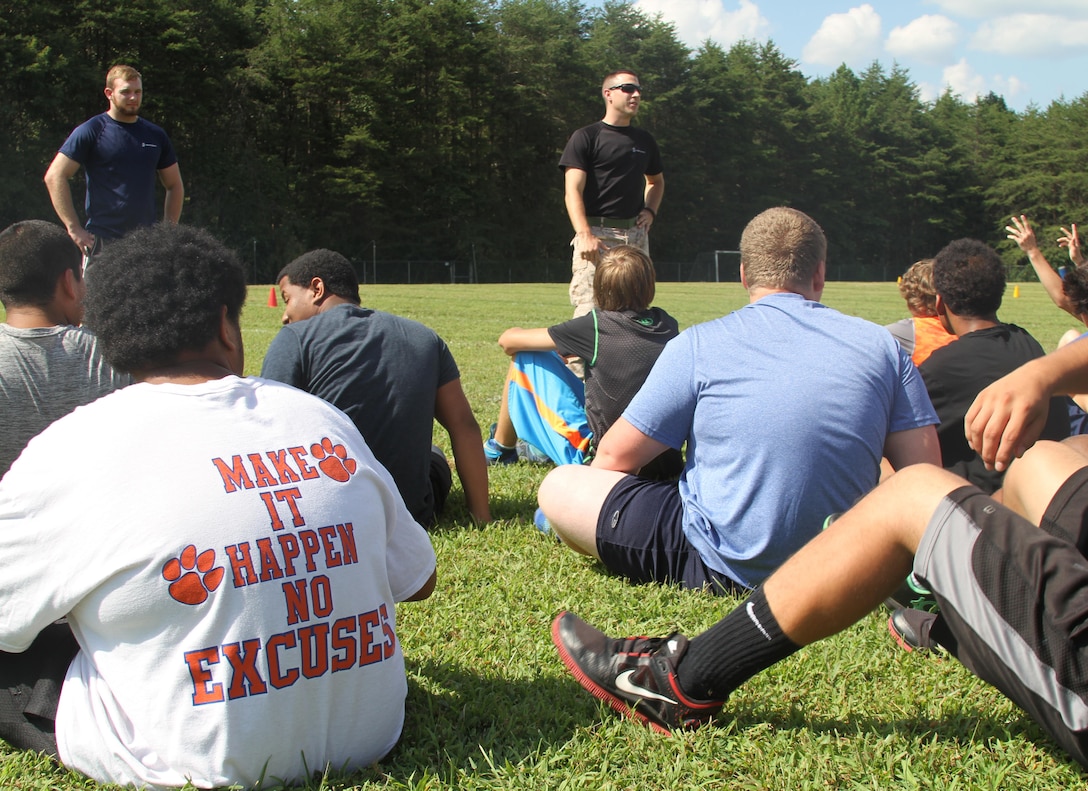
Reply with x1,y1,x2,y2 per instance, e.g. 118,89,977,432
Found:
593,245,656,312
106,64,142,89
897,259,938,317
739,207,826,290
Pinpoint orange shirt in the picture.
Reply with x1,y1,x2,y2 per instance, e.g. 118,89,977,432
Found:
911,315,955,366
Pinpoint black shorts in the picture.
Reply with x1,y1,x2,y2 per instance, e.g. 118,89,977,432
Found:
914,469,1088,767
594,475,742,595
0,622,78,758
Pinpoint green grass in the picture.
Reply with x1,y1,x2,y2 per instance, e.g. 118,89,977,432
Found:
3,282,1086,789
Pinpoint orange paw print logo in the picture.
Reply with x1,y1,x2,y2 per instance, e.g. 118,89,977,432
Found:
311,437,358,482
162,545,225,605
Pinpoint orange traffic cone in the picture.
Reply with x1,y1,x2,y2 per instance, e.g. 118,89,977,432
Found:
268,286,278,307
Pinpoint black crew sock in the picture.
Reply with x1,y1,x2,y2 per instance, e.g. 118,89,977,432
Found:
675,586,800,701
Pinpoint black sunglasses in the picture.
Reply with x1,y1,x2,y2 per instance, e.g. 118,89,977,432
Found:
608,83,642,95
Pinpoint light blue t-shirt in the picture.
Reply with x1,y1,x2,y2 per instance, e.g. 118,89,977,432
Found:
624,292,938,588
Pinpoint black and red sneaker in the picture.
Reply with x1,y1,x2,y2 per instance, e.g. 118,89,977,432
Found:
887,607,941,653
551,611,723,734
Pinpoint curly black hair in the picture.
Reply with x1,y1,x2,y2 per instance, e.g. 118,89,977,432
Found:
276,249,361,304
83,224,247,373
932,238,1005,318
0,220,82,309
1063,265,1088,317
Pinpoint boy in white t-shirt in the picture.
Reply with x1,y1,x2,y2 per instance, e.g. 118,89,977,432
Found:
0,224,437,789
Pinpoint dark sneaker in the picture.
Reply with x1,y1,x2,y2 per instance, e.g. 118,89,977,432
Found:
884,572,939,613
484,423,517,465
551,611,723,734
888,607,940,653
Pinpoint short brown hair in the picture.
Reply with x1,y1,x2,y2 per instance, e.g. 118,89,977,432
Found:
593,245,656,312
106,64,141,89
739,207,826,290
897,259,938,317
602,70,639,92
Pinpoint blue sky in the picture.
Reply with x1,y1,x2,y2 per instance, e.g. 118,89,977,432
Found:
626,0,1088,112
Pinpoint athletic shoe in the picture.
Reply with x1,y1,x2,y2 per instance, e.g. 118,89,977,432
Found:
484,423,517,465
551,611,724,734
888,607,940,652
884,572,939,613
534,507,553,536
516,438,552,464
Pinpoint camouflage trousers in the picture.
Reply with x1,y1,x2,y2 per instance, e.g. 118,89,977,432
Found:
569,224,649,318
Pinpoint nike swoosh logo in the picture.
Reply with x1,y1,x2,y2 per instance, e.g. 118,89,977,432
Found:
747,601,772,640
616,670,678,704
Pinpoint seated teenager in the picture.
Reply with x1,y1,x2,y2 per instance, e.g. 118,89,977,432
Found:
884,258,955,366
0,224,437,788
485,245,682,479
918,238,1069,494
0,219,129,476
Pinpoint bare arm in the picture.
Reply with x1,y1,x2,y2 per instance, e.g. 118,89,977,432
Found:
883,424,941,471
434,379,491,523
638,171,664,230
498,327,557,356
966,338,1088,471
158,163,184,224
591,417,671,474
403,568,437,601
43,153,95,251
1007,215,1076,316
564,167,605,264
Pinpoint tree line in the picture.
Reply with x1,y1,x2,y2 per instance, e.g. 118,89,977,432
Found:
4,0,1086,282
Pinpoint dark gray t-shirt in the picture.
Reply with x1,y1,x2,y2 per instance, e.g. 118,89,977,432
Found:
260,304,459,525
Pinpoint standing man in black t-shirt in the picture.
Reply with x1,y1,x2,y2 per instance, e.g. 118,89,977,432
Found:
560,70,663,318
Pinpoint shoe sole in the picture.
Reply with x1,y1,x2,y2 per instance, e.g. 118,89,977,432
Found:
886,614,916,653
551,615,673,736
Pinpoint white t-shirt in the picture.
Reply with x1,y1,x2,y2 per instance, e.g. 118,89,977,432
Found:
0,375,436,789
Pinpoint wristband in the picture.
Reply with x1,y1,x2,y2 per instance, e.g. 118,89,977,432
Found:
642,207,656,219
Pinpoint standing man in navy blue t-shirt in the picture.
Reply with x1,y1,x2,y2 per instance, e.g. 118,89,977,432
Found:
44,65,184,258
560,70,663,317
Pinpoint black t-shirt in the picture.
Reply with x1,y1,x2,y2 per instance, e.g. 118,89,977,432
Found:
559,121,662,218
920,323,1070,493
548,307,678,443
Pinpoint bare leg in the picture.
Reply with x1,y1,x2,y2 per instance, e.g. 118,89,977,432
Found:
1000,437,1088,524
494,362,519,448
538,464,628,558
762,464,965,646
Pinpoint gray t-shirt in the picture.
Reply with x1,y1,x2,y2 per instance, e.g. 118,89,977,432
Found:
0,324,131,476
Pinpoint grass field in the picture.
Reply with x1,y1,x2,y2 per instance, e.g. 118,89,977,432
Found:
4,281,1086,790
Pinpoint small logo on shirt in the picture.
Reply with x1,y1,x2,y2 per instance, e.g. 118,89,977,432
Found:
310,438,358,482
163,545,225,605
141,143,159,149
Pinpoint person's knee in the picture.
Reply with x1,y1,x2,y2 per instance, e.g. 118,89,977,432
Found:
537,465,582,517
863,463,966,546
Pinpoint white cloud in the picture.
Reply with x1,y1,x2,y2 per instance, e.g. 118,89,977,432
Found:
633,0,770,50
886,15,959,65
802,5,882,67
971,15,1088,57
941,58,988,101
928,0,1088,17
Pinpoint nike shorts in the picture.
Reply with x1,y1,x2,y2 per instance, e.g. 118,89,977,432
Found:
914,470,1088,768
595,475,742,595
